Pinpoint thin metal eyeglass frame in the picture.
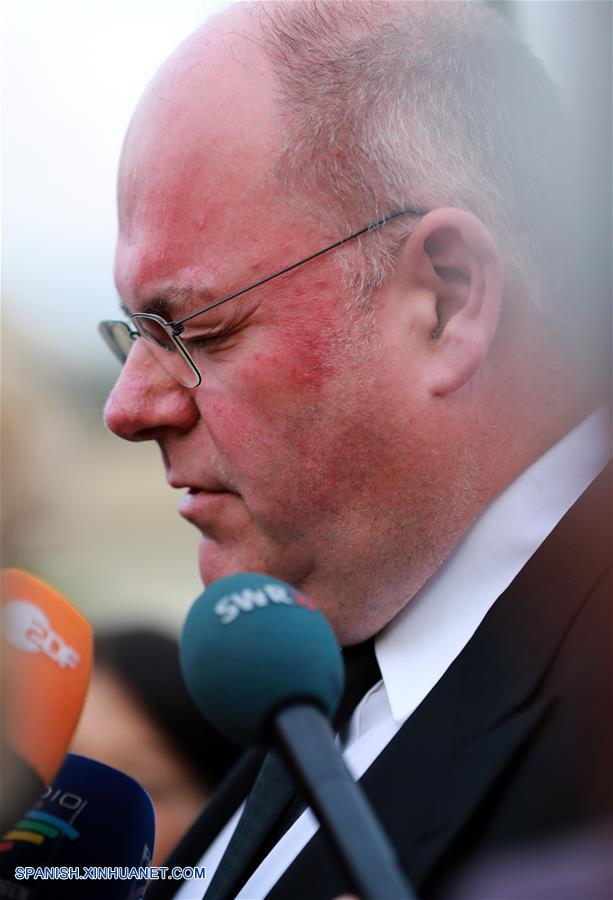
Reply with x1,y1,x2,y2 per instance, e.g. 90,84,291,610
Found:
169,206,427,331
100,206,428,387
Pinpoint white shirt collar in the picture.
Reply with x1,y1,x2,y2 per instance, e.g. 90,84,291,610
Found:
375,406,611,724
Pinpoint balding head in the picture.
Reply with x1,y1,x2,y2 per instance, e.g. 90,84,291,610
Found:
122,1,589,313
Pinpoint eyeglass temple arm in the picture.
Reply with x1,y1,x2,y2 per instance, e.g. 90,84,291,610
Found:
171,207,428,331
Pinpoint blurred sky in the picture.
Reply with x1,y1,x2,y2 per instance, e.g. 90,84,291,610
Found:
2,0,231,627
3,0,230,372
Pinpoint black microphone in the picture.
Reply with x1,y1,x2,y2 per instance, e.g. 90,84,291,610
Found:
180,572,417,900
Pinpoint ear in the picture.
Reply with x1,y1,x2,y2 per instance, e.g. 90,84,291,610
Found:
389,207,504,396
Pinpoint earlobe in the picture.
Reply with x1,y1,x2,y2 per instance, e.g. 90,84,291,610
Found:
406,208,504,396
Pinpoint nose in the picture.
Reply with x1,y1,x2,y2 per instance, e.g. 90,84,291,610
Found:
103,340,199,441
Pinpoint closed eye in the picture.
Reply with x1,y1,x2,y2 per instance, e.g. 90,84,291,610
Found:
178,303,251,355
181,330,235,352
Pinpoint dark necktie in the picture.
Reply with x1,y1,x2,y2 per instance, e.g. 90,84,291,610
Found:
204,638,381,900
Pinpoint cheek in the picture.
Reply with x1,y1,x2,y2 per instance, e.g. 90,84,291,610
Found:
216,313,342,426
202,330,351,504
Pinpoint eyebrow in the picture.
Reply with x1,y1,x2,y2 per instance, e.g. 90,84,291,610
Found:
120,286,217,323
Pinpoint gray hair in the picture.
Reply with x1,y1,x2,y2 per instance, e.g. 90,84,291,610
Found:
254,1,582,313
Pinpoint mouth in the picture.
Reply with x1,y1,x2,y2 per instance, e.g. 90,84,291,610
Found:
177,487,239,527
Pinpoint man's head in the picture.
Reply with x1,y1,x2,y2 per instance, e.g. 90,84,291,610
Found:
103,1,603,643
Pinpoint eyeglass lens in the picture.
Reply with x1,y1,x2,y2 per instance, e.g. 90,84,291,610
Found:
132,316,200,388
99,321,135,364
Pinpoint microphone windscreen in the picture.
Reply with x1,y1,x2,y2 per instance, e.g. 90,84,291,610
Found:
0,754,155,899
1,569,93,784
180,572,344,745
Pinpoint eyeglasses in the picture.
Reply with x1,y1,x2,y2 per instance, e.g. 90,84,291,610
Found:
99,207,427,388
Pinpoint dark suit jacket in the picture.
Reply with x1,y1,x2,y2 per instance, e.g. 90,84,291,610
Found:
152,463,612,900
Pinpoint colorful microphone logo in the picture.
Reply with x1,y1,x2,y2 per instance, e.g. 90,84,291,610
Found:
0,785,86,852
1,809,80,853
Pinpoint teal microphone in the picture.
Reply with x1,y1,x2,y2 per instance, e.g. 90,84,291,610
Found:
179,572,344,746
180,573,416,900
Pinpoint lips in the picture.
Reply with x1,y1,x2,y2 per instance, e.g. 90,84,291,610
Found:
177,487,238,527
168,475,228,492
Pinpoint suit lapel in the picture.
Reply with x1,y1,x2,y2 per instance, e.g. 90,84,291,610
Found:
266,634,552,899
267,463,611,898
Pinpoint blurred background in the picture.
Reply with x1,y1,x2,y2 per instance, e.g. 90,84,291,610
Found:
2,1,610,631
2,0,231,628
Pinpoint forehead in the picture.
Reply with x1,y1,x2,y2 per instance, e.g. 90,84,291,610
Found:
115,10,301,309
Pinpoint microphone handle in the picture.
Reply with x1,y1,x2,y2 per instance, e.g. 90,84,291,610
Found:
0,742,45,835
273,704,417,900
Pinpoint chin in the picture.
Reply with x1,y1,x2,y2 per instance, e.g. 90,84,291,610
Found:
196,537,273,588
195,543,369,646
197,542,238,587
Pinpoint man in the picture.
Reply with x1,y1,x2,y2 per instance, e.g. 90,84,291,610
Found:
99,2,611,897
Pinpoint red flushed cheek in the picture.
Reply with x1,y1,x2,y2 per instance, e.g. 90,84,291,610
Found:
245,338,340,427
258,300,342,395
201,338,345,472
196,284,358,512
254,348,337,392
243,292,342,396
